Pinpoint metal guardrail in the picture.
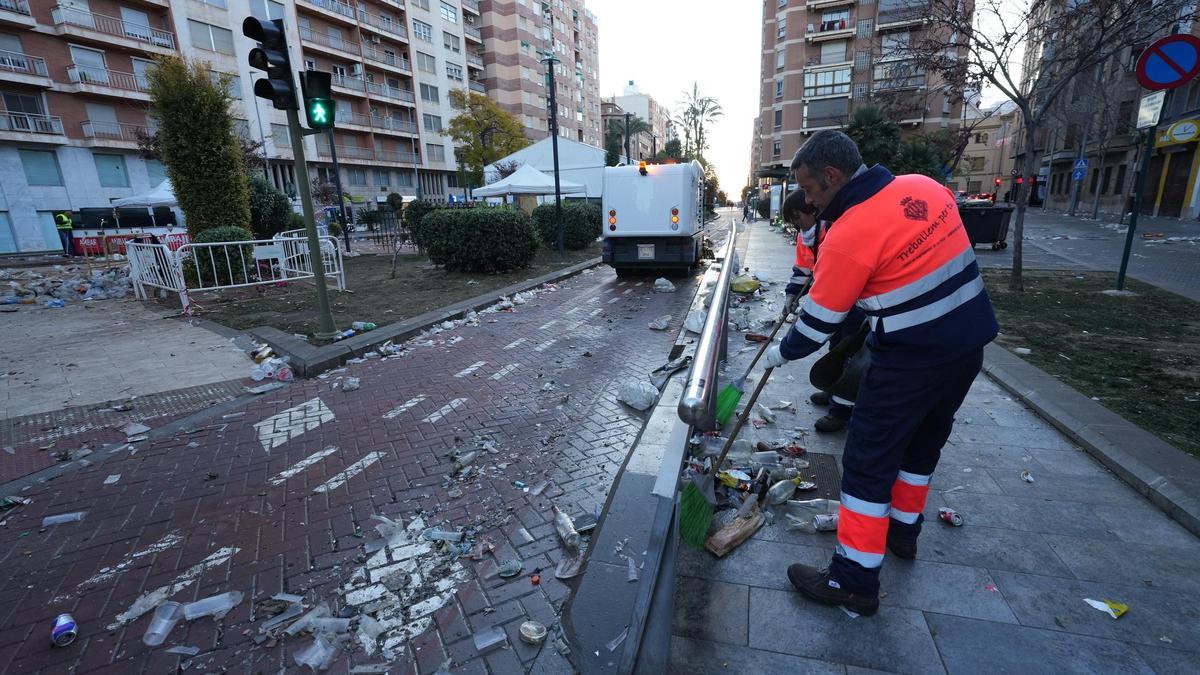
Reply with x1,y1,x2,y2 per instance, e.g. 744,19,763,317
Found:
678,220,738,430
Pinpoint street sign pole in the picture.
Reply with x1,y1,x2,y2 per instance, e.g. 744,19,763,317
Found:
325,128,350,253
1118,126,1156,291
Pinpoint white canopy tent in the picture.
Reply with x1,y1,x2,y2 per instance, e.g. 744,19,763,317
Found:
112,179,178,208
483,137,620,199
473,163,586,198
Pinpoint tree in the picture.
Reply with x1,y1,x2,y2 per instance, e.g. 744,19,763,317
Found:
676,83,723,158
311,178,338,206
845,105,901,168
604,116,651,162
892,141,945,181
447,89,530,187
248,175,292,239
906,0,1193,290
493,160,522,179
146,57,250,237
653,138,684,163
136,128,266,172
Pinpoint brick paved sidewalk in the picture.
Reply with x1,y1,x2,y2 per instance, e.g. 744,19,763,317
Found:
0,261,706,674
668,220,1200,674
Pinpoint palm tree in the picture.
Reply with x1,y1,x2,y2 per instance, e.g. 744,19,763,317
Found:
605,116,652,161
676,83,723,158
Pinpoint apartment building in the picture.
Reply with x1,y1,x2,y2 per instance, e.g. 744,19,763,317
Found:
752,0,964,186
949,100,1016,197
612,79,671,153
599,98,653,160
0,0,490,253
479,0,600,147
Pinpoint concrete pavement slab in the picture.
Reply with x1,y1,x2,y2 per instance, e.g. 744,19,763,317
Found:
877,559,1017,624
916,522,1073,577
668,636,847,675
1042,534,1200,595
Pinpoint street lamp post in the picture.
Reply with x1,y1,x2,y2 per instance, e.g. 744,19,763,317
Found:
542,52,564,254
623,111,632,162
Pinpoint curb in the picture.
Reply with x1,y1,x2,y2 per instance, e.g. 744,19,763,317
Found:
981,342,1200,538
249,256,603,377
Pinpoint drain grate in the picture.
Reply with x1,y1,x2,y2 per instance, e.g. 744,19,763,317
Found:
801,452,841,501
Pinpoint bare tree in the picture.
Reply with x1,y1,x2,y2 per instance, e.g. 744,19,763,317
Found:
906,0,1193,290
493,160,522,179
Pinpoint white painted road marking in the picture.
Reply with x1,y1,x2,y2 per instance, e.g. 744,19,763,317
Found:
607,297,620,304
254,397,334,453
533,339,557,352
313,451,385,493
622,288,633,295
490,364,519,381
503,338,527,350
422,398,467,424
454,361,487,378
269,446,339,486
108,546,241,629
588,308,603,317
384,395,427,419
635,281,645,287
565,306,583,315
54,532,184,603
538,320,559,330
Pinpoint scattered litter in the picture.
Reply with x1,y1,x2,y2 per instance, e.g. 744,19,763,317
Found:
143,602,183,646
606,626,629,652
122,422,150,437
530,573,541,585
247,382,286,395
519,620,548,645
530,480,549,496
342,378,361,392
1083,598,1128,619
937,507,964,527
473,626,506,653
554,554,584,579
653,278,676,293
103,474,121,486
165,645,200,656
293,633,338,671
42,511,86,527
984,583,998,593
770,400,796,412
706,502,765,557
648,314,672,330
625,555,639,582
617,379,658,411
1160,636,1173,644
1013,347,1032,355
44,299,66,308
729,275,761,294
684,309,707,333
840,606,860,619
754,403,776,425
181,590,243,620
1020,469,1035,483
0,496,32,512
785,499,839,534
498,560,523,578
421,527,463,543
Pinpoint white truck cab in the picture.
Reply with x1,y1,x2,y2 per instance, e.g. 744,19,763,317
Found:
601,160,705,275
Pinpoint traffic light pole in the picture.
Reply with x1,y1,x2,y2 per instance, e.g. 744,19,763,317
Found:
542,53,563,255
326,128,350,253
286,106,339,341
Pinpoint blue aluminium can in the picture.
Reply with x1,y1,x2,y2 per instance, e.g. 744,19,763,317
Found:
51,613,77,647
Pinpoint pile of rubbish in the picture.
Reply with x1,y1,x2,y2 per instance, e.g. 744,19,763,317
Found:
1,264,134,305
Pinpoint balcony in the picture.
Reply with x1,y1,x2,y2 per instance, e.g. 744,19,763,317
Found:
375,84,415,104
299,0,357,25
464,25,482,43
362,46,411,73
877,15,926,32
300,27,361,57
67,64,151,100
358,10,408,41
806,18,854,42
371,116,418,135
806,0,854,8
802,114,848,131
331,73,369,97
803,55,852,70
50,5,176,54
377,149,420,164
339,110,374,129
468,80,485,93
0,111,67,143
0,49,50,86
0,0,35,28
81,120,147,148
315,143,376,163
874,74,926,91
462,0,480,14
466,52,484,68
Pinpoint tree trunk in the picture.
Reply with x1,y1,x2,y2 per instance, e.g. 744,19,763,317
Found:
1010,121,1040,292
1068,125,1089,216
1090,146,1108,220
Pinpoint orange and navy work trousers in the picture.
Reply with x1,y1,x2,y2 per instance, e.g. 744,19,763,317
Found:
829,348,984,596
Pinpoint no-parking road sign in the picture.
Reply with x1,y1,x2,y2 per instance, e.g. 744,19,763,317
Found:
1136,34,1200,91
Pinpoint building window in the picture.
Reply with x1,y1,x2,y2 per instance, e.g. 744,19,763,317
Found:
188,20,235,55
426,143,446,161
447,173,459,187
416,51,436,73
1100,165,1113,194
440,1,458,23
18,149,62,186
375,169,389,186
803,67,851,97
854,50,871,72
969,157,985,171
773,109,783,129
771,140,782,158
446,63,463,81
146,158,167,186
775,79,784,98
347,168,366,186
423,113,442,131
852,82,869,99
413,19,433,42
413,0,430,9
856,18,874,38
443,32,461,53
967,180,981,193
249,0,284,21
777,18,786,39
776,49,785,70
819,10,849,31
197,0,226,8
397,170,413,187
975,132,988,144
93,153,129,188
420,83,439,102
1114,164,1127,195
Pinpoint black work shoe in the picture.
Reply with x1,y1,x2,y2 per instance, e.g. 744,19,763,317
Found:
787,564,879,616
810,391,831,406
886,530,917,559
814,413,847,433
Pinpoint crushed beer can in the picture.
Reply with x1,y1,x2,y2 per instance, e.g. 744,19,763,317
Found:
51,613,77,647
812,513,839,532
938,507,964,527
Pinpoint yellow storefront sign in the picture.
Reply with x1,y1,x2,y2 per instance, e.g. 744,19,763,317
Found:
1156,119,1200,147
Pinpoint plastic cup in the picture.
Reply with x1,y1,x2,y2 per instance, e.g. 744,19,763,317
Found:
142,601,182,646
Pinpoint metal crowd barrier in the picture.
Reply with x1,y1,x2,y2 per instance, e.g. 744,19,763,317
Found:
678,220,738,430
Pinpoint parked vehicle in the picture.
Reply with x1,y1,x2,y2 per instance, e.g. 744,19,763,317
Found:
601,160,705,275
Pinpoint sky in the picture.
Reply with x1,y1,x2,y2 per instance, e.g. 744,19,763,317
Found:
588,0,763,195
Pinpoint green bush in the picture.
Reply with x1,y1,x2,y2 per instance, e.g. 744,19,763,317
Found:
422,207,538,272
182,226,253,288
403,199,440,248
531,201,601,250
386,192,405,214
289,213,306,231
248,176,292,239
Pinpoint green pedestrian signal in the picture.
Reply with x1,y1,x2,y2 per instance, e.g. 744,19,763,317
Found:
300,71,335,130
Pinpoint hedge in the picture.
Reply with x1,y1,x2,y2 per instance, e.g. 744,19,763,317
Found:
403,199,439,248
421,207,538,273
531,201,601,250
248,176,292,239
182,226,254,288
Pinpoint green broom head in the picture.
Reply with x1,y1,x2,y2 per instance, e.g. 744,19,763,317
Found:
679,478,716,549
714,385,743,427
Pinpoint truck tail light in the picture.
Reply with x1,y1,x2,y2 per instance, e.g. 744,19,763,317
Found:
608,209,617,231
670,208,679,224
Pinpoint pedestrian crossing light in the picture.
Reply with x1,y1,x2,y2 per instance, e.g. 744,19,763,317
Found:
243,17,296,110
300,71,335,130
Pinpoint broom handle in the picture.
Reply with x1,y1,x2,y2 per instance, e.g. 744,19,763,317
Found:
712,365,775,472
738,275,813,380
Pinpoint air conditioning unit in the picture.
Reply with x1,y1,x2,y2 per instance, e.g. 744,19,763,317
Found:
351,64,363,77
370,35,381,44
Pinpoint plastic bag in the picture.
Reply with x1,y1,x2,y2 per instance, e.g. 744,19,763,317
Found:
617,379,658,411
785,498,840,533
730,275,760,294
653,277,676,293
684,309,707,334
648,314,671,330
294,634,338,671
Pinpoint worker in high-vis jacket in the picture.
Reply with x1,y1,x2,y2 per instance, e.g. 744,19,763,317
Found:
762,131,998,616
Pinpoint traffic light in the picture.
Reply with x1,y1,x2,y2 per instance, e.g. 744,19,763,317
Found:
243,17,295,110
994,177,1002,186
300,71,335,130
